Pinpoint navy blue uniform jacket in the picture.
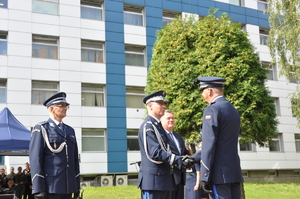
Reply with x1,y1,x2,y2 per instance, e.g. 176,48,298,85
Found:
29,118,80,194
137,115,183,191
194,97,243,184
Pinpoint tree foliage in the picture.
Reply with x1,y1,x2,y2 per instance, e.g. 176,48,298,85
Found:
145,11,278,147
266,0,300,127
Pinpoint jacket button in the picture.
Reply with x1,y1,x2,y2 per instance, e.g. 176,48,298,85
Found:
158,173,160,175
204,174,208,177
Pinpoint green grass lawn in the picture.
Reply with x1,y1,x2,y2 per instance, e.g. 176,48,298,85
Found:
82,181,300,199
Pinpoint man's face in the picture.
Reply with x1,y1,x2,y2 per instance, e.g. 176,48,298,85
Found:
149,101,166,119
161,112,175,130
201,87,210,103
49,103,68,121
0,169,4,175
10,167,14,173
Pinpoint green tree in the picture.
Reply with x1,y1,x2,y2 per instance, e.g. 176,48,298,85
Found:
145,11,278,147
266,0,300,127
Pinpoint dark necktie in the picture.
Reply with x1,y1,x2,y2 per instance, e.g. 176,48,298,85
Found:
58,123,66,136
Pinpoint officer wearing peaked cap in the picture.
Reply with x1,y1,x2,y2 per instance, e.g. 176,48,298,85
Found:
29,92,80,199
193,77,243,199
137,90,195,199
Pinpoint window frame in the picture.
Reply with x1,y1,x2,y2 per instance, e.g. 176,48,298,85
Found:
262,61,276,81
32,0,59,15
80,0,103,21
81,83,105,107
229,0,244,7
124,4,144,26
127,129,139,151
257,0,268,12
0,31,7,55
269,133,282,152
81,40,104,63
126,86,145,108
32,35,59,59
31,81,59,105
82,128,106,152
125,45,146,67
0,79,7,103
259,28,269,45
162,10,181,27
295,134,300,152
239,138,255,152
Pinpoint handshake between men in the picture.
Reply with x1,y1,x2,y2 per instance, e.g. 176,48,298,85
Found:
182,156,196,169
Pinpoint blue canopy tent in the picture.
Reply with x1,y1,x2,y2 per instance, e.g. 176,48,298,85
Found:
0,107,31,156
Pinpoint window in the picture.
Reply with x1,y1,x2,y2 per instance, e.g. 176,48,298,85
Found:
124,4,144,26
81,0,103,21
81,40,104,63
32,35,58,59
269,134,282,152
0,0,7,9
229,0,243,6
242,171,248,177
81,83,105,107
127,129,139,151
162,10,180,27
262,61,276,80
257,0,268,12
268,170,277,176
31,81,59,104
125,45,145,67
289,72,299,84
295,134,300,152
259,28,269,45
32,0,58,15
0,32,7,55
0,79,7,103
82,128,105,152
239,142,253,151
273,98,281,116
291,100,298,117
126,87,145,108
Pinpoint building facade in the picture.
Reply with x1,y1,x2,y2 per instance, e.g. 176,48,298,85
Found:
0,0,299,185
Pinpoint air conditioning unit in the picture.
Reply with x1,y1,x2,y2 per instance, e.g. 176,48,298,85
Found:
115,175,128,186
100,175,113,187
80,181,99,187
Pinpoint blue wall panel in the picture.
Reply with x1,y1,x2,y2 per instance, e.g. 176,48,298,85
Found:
182,3,198,13
198,0,215,8
246,8,258,17
246,16,259,26
146,6,162,18
145,0,162,8
106,63,125,74
230,13,246,24
229,5,245,15
198,6,210,16
146,16,163,28
162,0,181,11
215,2,230,12
107,128,127,139
259,19,269,29
105,0,127,173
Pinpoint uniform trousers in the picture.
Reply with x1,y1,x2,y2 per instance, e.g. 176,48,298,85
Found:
141,190,173,199
210,183,240,199
47,193,72,199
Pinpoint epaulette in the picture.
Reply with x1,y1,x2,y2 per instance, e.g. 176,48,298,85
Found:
38,121,48,125
146,128,155,132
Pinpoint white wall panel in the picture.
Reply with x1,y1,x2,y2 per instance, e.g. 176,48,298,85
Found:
7,44,31,56
9,10,31,22
80,20,105,31
8,21,32,32
8,78,31,91
0,56,8,67
32,58,59,70
60,16,80,28
81,29,105,41
60,60,81,71
60,5,80,18
81,62,106,73
7,67,31,79
81,72,106,84
7,90,31,104
31,69,60,81
8,32,31,44
0,19,8,30
32,13,59,25
32,23,59,36
60,48,81,61
60,26,80,38
60,70,81,81
9,0,31,11
81,117,107,128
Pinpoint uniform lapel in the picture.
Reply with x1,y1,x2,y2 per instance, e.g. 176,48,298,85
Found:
48,118,65,138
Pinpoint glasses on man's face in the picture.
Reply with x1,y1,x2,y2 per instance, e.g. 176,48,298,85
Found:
53,104,69,109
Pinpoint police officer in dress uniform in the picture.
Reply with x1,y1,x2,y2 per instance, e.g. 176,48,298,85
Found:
160,110,190,199
29,92,80,199
193,77,244,199
137,90,195,199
